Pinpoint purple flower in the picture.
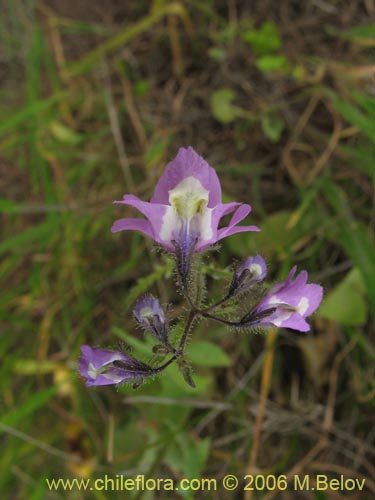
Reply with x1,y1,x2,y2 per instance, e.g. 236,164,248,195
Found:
133,295,168,343
237,255,267,282
228,255,267,297
247,267,323,332
111,147,259,253
79,345,154,386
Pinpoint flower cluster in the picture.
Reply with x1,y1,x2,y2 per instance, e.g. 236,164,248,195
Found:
79,147,323,388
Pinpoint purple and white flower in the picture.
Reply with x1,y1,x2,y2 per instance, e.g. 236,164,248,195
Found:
79,345,154,386
133,295,168,343
111,147,259,253
245,266,323,332
237,255,267,282
228,255,267,297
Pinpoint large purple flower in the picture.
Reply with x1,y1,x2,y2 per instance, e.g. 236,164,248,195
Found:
111,147,259,253
247,267,323,332
79,345,154,386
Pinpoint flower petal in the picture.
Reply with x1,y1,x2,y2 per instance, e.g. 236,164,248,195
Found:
85,368,136,386
269,266,297,295
79,346,154,387
111,218,154,239
254,267,323,332
302,283,323,316
217,204,260,240
209,201,241,233
114,195,172,248
151,147,222,208
80,345,129,370
275,314,311,332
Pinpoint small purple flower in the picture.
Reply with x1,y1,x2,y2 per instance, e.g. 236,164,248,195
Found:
111,147,259,253
246,267,323,332
133,295,168,343
79,345,154,386
228,255,267,297
237,255,267,282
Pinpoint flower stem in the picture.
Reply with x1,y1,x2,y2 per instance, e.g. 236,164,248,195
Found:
200,311,239,327
199,294,231,314
177,309,196,356
154,308,197,374
155,354,177,372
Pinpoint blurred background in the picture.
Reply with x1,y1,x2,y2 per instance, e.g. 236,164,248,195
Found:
1,1,374,498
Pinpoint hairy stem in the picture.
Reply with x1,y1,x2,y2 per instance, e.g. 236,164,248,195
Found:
177,309,196,356
200,311,239,327
155,355,177,372
199,294,231,314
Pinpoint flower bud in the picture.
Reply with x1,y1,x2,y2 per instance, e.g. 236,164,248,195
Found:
228,255,267,297
133,295,168,343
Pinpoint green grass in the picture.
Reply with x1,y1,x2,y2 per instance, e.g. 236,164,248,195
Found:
1,1,374,498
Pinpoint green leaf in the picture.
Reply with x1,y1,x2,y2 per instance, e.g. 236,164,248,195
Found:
353,92,375,116
212,23,237,44
178,358,196,388
161,363,212,395
123,257,174,309
318,269,368,325
134,79,150,96
144,136,170,168
256,54,289,73
210,88,238,124
345,24,375,38
165,433,211,480
0,92,66,137
0,217,60,256
187,341,231,367
112,326,155,356
227,210,293,258
242,22,282,55
322,181,375,317
0,198,20,213
1,385,58,430
207,47,226,61
330,93,375,143
261,115,284,142
339,143,375,178
340,24,375,43
49,121,83,145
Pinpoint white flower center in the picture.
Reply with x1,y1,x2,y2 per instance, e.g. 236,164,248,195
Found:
160,176,213,243
87,353,123,380
268,296,293,326
268,296,282,306
102,372,126,383
250,263,262,276
88,362,124,383
88,362,99,380
297,297,309,315
168,176,209,220
267,295,310,326
140,306,153,319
